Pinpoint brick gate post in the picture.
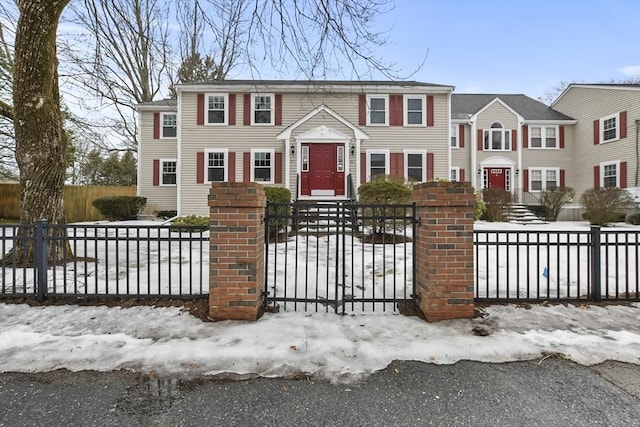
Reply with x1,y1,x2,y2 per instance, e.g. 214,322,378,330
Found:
208,182,266,321
412,181,475,321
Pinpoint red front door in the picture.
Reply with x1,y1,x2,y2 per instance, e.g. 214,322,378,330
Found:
487,168,507,190
300,143,345,196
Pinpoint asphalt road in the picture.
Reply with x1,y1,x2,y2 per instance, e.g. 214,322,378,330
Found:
1,359,639,427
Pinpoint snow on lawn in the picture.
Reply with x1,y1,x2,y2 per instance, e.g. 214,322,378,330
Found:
0,302,639,383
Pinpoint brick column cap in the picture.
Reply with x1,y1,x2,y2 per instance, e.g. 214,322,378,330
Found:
209,182,266,208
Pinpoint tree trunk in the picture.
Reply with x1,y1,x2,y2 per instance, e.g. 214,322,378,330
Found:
11,0,70,263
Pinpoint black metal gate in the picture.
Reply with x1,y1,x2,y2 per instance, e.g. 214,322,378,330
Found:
264,201,417,313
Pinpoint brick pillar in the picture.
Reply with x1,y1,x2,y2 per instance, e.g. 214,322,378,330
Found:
208,182,266,321
412,181,475,321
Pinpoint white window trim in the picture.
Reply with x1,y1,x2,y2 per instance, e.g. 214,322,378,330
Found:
600,160,620,188
450,124,459,148
600,113,620,143
366,149,390,181
528,125,559,149
484,123,511,151
403,149,426,182
159,158,177,186
366,94,389,126
528,167,560,192
204,148,229,183
450,166,460,182
251,148,275,184
403,95,426,127
160,112,177,139
251,93,275,126
301,145,309,172
205,93,228,126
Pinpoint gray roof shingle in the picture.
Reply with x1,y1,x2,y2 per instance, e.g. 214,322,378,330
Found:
452,94,574,121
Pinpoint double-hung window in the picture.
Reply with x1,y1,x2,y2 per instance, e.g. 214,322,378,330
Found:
450,124,458,148
206,149,227,182
450,167,460,182
252,149,273,183
161,113,177,138
529,168,558,192
530,126,557,148
367,150,389,180
484,122,511,150
207,94,227,124
404,95,425,126
601,114,619,143
253,94,273,125
602,162,618,188
367,95,388,125
161,160,177,185
404,150,425,182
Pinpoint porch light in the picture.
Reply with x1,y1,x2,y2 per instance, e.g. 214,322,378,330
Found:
290,144,295,155
477,167,481,176
350,145,356,155
515,169,520,176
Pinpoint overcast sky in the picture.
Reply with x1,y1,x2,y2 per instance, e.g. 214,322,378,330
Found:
376,0,640,98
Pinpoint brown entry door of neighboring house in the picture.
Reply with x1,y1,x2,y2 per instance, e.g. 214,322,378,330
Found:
300,143,345,196
487,168,507,190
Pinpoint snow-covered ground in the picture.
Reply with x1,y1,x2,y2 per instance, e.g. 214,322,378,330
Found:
0,301,638,383
1,220,639,383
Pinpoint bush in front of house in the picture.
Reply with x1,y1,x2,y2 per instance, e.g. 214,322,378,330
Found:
358,175,412,235
92,196,147,220
580,187,633,226
265,186,292,237
474,192,486,220
626,212,640,225
538,186,575,221
156,210,177,219
170,215,209,232
480,188,512,222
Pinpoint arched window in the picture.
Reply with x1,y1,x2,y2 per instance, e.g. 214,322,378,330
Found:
484,122,511,150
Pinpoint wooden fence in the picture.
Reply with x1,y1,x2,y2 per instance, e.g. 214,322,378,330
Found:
0,184,137,222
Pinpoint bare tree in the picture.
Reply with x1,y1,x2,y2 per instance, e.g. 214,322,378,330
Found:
9,0,70,262
64,0,172,150
0,9,18,180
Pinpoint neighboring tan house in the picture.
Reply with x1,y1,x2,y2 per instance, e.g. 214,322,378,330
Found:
450,94,576,206
552,84,640,206
137,80,454,216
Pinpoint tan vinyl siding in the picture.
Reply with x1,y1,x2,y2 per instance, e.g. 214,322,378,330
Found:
476,102,519,130
138,110,178,212
451,123,471,179
177,89,451,214
553,87,640,198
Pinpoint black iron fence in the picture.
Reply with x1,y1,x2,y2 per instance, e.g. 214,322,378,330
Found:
264,201,417,313
475,226,640,302
0,221,209,300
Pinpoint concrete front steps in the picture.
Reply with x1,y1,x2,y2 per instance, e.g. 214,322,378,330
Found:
506,204,546,224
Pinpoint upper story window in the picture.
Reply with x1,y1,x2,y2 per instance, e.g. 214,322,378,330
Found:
161,113,177,138
367,95,388,126
484,122,511,151
207,93,227,125
601,114,618,143
252,149,274,183
161,160,177,185
253,94,273,125
450,124,458,148
530,126,557,148
404,95,425,126
206,149,228,182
